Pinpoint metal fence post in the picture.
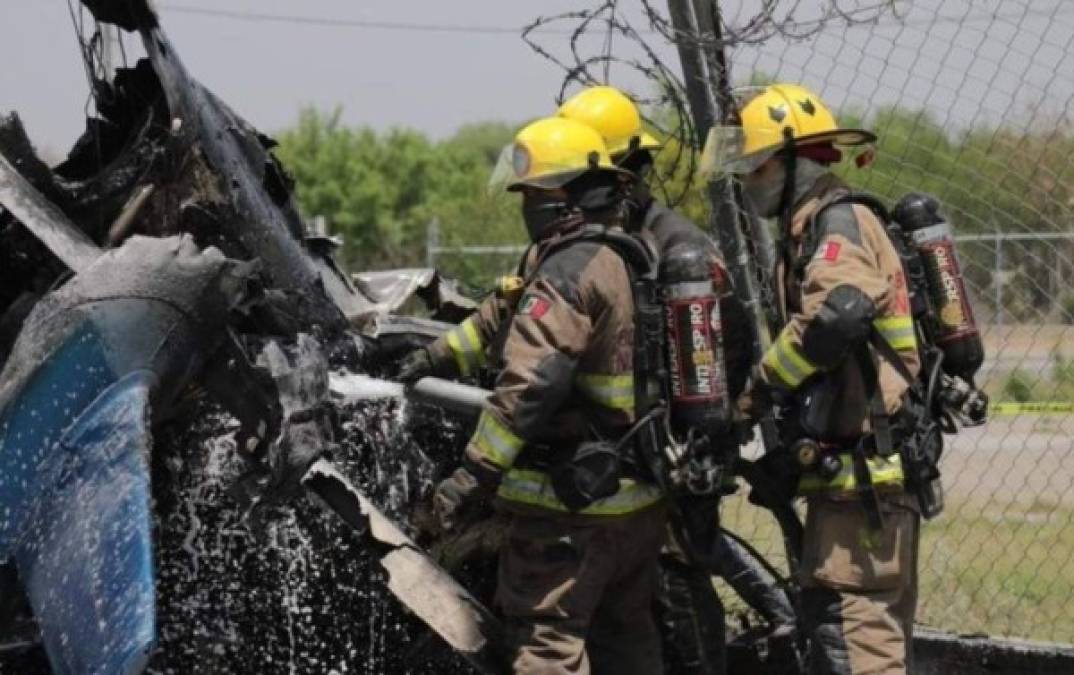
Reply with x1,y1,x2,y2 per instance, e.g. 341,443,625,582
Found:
1055,244,1062,302
426,217,440,269
995,232,1003,326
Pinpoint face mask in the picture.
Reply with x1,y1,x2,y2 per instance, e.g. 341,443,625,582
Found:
793,157,831,204
743,162,787,218
522,192,569,242
742,156,832,219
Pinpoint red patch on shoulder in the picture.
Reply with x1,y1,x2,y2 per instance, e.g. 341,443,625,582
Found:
821,241,842,262
518,294,551,319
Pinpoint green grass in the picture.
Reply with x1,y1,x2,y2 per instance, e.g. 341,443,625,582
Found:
712,492,1074,643
986,355,1074,404
917,500,1074,642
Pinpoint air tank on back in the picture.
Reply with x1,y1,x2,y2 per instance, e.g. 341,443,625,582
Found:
891,193,985,383
659,244,731,438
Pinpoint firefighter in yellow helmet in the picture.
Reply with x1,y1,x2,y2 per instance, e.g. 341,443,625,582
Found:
558,86,694,250
407,116,669,674
557,84,753,404
560,85,795,670
706,82,921,674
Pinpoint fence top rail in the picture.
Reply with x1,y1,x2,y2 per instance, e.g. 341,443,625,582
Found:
953,232,1074,243
429,244,529,255
429,231,1074,255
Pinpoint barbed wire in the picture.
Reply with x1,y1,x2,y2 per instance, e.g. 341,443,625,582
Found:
151,2,1074,34
523,1,698,207
522,0,902,207
642,0,900,47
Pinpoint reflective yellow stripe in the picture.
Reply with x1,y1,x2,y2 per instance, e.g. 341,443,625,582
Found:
469,410,524,469
497,468,664,515
874,315,917,351
445,317,486,376
797,452,905,495
992,401,1074,415
762,329,817,389
575,373,635,412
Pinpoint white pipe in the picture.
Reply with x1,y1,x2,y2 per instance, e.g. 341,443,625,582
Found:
329,373,489,416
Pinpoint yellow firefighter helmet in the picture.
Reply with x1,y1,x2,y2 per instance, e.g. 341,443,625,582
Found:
701,83,876,175
488,116,630,193
557,85,662,160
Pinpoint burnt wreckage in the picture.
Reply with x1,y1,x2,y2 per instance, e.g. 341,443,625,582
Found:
0,1,501,673
3,2,1071,675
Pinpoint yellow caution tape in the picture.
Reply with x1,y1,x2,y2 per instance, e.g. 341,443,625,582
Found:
991,401,1074,415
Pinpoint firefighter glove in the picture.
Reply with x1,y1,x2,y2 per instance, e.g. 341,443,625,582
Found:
800,284,877,371
433,464,498,532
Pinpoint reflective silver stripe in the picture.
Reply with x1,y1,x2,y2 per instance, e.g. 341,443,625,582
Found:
910,223,952,245
469,410,524,469
575,373,635,412
762,329,817,389
497,468,664,515
445,317,486,376
666,281,712,297
874,316,917,351
798,452,905,495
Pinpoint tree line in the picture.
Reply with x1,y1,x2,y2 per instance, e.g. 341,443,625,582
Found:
274,105,1074,320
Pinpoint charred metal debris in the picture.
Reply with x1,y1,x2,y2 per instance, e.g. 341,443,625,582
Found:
0,1,488,673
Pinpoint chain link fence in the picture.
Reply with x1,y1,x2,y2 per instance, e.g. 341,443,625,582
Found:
429,0,1074,645
717,0,1074,644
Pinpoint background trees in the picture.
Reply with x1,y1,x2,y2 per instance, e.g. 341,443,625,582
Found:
275,109,522,289
274,104,1074,321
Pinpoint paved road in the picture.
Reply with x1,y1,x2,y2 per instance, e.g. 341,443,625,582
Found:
942,415,1074,509
980,324,1074,381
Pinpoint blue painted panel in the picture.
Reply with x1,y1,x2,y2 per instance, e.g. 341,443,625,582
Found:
0,323,158,675
0,324,115,557
17,372,158,675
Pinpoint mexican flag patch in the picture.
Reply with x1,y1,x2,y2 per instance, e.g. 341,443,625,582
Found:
518,293,551,319
815,240,841,263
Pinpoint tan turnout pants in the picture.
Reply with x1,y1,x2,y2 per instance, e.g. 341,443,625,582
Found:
799,492,921,675
495,504,668,675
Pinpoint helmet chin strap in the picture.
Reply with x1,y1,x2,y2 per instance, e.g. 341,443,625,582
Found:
778,127,798,271
778,127,798,234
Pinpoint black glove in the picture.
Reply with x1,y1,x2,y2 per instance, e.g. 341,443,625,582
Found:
747,450,800,509
801,284,877,371
397,347,434,383
738,370,776,425
433,465,497,532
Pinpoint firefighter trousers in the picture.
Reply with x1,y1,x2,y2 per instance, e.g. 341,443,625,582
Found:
495,504,668,675
799,492,920,675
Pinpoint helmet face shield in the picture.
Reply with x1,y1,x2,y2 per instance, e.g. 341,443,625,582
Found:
487,143,589,195
699,126,783,177
488,116,634,196
698,83,878,180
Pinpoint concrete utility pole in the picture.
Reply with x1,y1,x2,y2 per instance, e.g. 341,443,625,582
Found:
665,0,776,340
665,0,803,564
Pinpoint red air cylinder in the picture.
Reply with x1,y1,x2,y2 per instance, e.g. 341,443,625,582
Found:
660,245,731,437
892,193,984,382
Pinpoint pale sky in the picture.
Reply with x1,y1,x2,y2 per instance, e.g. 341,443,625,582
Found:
2,0,1072,160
